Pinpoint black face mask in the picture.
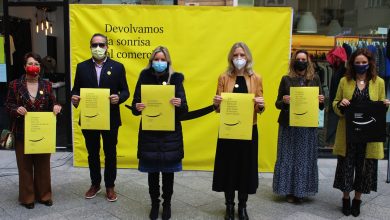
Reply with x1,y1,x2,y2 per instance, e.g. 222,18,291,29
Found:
294,61,308,71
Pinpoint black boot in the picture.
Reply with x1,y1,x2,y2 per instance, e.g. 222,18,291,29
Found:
162,173,174,220
148,173,160,220
351,199,362,217
238,192,249,220
224,191,235,220
342,197,350,216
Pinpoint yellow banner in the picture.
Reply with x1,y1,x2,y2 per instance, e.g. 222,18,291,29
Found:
25,112,56,154
142,85,175,131
219,93,254,140
70,5,292,172
80,88,110,130
0,36,4,63
290,87,319,127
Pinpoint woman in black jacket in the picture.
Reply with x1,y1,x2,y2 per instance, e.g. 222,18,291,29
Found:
131,46,188,220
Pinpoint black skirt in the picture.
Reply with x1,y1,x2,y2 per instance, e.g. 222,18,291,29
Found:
212,125,259,194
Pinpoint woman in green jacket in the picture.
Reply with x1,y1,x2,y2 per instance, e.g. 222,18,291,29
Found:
333,48,390,217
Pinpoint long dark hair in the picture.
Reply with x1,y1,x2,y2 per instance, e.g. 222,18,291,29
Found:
345,48,377,82
288,49,315,80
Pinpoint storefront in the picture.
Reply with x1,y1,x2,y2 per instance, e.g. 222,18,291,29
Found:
1,0,389,159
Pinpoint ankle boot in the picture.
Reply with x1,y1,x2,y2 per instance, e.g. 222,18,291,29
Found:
238,192,249,220
224,191,235,220
148,173,160,220
162,173,174,220
342,198,351,216
351,199,362,217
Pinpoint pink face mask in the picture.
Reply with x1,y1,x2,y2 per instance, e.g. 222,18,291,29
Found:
26,65,40,76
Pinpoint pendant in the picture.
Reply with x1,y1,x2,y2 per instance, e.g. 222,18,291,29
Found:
234,84,239,88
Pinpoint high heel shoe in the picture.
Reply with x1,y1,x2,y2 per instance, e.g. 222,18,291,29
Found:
38,200,53,206
351,199,362,217
21,203,35,209
342,197,351,216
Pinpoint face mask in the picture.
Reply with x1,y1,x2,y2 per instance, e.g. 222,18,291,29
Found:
91,46,106,60
152,61,168,72
354,64,369,74
294,61,308,71
233,58,247,70
26,66,40,76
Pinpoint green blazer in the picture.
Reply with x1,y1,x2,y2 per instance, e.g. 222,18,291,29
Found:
332,76,386,159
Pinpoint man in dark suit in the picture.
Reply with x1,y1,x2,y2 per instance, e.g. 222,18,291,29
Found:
71,33,129,202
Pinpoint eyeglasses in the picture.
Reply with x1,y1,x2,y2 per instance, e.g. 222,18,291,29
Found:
91,43,106,48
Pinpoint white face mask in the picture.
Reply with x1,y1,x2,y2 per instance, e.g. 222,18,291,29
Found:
233,58,247,70
91,46,106,60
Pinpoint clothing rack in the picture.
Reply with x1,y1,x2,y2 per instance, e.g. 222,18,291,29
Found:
335,36,387,47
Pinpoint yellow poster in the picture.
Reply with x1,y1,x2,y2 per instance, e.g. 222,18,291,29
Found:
142,85,175,131
219,93,254,140
70,5,292,171
24,112,56,154
290,87,319,127
80,88,110,130
0,36,4,63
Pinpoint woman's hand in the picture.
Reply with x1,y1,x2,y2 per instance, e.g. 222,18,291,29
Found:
384,99,390,107
318,95,325,103
254,96,265,108
53,105,62,115
282,95,290,104
170,97,181,107
16,106,27,116
213,95,222,107
339,98,350,107
136,103,146,112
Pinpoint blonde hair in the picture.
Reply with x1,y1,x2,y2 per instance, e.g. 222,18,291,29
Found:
288,50,315,80
226,42,254,76
145,46,175,84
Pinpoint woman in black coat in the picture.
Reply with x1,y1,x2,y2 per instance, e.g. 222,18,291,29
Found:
131,46,188,220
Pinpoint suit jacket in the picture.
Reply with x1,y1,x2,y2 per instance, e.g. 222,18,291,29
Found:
6,74,57,139
275,74,324,127
71,57,130,128
332,76,385,159
214,72,264,125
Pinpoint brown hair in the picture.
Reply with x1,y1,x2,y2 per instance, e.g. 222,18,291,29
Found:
23,52,41,66
288,49,315,80
345,48,377,82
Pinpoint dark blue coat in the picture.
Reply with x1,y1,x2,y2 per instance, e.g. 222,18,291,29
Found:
131,68,188,162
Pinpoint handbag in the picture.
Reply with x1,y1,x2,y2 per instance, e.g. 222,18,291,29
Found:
0,129,15,150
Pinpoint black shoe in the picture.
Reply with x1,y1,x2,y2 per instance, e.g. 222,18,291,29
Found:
22,203,34,209
238,207,249,220
38,199,53,207
351,199,362,217
162,204,171,220
149,203,159,220
225,204,234,220
342,198,351,216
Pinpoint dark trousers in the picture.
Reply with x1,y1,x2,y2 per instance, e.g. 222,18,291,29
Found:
15,140,52,204
333,143,378,194
148,172,174,205
82,128,118,188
